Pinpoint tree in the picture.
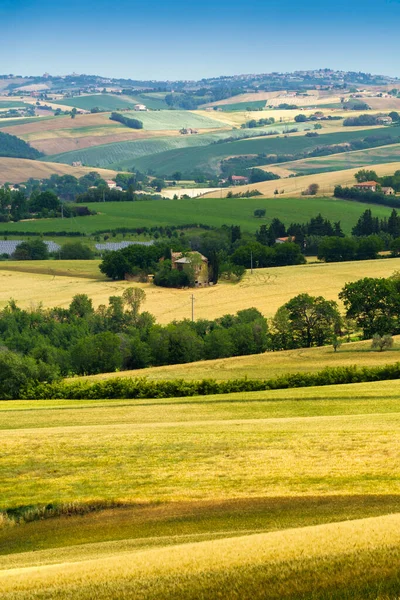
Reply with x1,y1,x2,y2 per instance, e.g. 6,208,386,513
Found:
318,237,357,263
254,208,266,218
354,169,379,183
151,178,165,192
302,183,319,196
294,114,307,122
122,287,146,322
332,336,342,352
339,277,396,339
371,333,394,352
71,332,122,374
59,242,94,260
278,293,341,348
13,240,49,260
389,111,400,122
29,190,60,213
70,107,77,119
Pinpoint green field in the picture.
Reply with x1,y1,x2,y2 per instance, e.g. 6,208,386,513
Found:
213,100,267,111
45,124,399,173
0,116,53,128
2,381,400,598
56,93,170,112
0,196,393,235
122,109,227,130
122,124,400,175
279,143,400,175
0,101,26,108
56,94,137,111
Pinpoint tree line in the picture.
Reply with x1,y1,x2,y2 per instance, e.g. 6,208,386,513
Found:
0,131,42,160
2,272,400,398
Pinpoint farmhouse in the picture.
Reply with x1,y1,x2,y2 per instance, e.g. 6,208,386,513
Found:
134,104,147,111
171,251,209,286
105,180,117,189
376,116,393,125
180,128,199,135
231,175,249,185
275,236,295,244
354,181,378,192
382,187,395,195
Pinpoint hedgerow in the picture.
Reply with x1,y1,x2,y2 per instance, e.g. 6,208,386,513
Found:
20,363,400,400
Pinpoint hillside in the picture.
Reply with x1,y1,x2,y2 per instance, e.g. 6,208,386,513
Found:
80,337,400,382
202,161,400,197
2,381,400,597
0,157,124,185
1,258,400,322
0,196,394,235
0,131,42,160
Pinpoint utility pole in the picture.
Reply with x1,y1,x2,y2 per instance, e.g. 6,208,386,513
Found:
191,294,195,322
61,203,64,219
250,250,253,274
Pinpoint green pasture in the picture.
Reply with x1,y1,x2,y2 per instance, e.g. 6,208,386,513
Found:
213,100,267,111
122,124,400,175
0,116,54,128
0,101,27,108
46,124,396,172
56,94,137,111
280,143,400,175
122,109,227,130
0,196,393,235
45,128,273,169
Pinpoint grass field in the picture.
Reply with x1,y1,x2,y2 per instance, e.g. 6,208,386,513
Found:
45,124,399,172
0,196,394,235
121,109,228,130
273,144,400,175
56,94,137,111
0,157,122,185
82,336,400,381
1,257,400,322
123,124,400,176
2,381,400,597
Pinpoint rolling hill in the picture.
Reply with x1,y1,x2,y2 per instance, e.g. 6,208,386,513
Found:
0,157,124,185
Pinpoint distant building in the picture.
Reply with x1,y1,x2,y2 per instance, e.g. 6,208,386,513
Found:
354,181,378,192
134,104,147,111
275,236,295,244
376,116,393,125
72,161,82,167
382,187,395,195
171,251,209,286
231,175,249,185
179,128,199,135
105,180,117,189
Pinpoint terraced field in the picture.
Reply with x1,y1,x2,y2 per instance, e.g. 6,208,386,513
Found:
2,381,400,598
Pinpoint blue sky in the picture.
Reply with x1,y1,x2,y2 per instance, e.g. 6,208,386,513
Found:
1,0,400,79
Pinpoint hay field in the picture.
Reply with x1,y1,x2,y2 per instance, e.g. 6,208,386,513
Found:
2,382,400,598
0,158,122,185
83,337,400,382
203,162,400,198
1,257,400,322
